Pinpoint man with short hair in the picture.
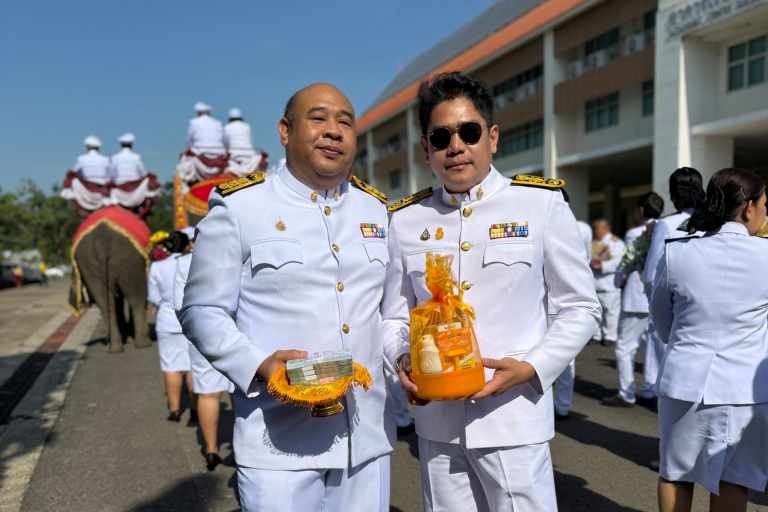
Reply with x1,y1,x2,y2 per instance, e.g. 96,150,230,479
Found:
180,84,395,511
383,72,600,511
590,218,625,347
73,136,110,185
603,192,664,408
109,133,148,185
186,102,226,157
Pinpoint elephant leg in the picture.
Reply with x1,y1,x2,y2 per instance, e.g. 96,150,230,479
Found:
106,288,125,353
127,290,151,349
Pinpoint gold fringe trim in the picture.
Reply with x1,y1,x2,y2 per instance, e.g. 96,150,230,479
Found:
267,363,373,408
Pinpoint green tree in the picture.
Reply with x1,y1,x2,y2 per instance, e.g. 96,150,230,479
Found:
145,181,175,234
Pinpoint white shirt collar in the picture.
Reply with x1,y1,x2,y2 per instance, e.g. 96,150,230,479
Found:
277,163,347,204
717,222,749,236
440,165,505,207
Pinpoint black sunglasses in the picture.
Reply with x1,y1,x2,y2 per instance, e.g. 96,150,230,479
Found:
425,121,489,150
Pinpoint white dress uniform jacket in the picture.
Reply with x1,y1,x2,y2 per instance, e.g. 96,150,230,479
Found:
651,222,768,404
148,256,182,333
109,148,148,185
179,165,396,470
617,223,651,313
73,149,110,185
592,233,625,292
642,208,693,296
223,120,257,159
382,167,601,449
186,115,226,156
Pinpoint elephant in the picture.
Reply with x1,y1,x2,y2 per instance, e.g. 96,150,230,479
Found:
73,214,151,353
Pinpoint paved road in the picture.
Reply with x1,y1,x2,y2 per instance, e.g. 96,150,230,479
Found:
2,284,768,511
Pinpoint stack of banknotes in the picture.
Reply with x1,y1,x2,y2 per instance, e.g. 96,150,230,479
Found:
286,349,354,386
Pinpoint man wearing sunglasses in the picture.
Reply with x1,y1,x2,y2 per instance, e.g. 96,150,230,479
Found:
382,72,600,511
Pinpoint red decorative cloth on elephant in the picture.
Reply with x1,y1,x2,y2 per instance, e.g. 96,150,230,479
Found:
60,170,112,212
184,174,234,216
110,173,162,209
69,206,151,315
176,149,230,184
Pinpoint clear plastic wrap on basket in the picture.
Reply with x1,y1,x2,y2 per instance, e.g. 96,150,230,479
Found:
409,252,485,401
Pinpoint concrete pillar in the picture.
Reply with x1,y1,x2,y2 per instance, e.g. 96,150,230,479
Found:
691,135,734,186
557,167,589,222
601,180,622,232
365,131,377,189
406,107,419,194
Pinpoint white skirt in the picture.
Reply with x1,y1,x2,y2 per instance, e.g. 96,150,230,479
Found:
659,396,768,494
188,342,230,394
156,331,191,372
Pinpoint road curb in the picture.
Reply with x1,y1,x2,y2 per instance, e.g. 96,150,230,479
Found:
0,308,101,512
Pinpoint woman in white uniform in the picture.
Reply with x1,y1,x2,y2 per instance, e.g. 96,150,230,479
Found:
148,231,197,422
651,167,768,512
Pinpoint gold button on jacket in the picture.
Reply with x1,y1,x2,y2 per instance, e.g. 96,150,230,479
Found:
461,242,471,251
324,206,331,216
337,282,345,292
462,207,472,217
461,280,472,290
332,244,340,253
342,324,350,333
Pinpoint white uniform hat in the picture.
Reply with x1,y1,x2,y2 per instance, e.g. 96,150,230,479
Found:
228,108,242,119
194,102,211,113
118,133,135,144
84,135,102,148
181,226,196,240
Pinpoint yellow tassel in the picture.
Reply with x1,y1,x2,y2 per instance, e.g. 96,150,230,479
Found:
267,363,373,408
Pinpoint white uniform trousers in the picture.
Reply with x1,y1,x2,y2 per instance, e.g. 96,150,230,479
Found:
419,438,557,512
384,357,413,428
594,291,621,342
614,312,654,402
237,454,390,511
553,360,575,416
188,342,230,394
644,322,665,396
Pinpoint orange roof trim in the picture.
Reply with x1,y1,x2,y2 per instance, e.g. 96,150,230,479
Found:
357,0,590,131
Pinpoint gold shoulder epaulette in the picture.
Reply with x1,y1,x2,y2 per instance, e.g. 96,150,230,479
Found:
387,187,433,212
352,175,387,205
510,174,564,188
510,174,569,202
216,172,266,196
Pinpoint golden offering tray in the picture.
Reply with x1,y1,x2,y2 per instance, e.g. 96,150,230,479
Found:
267,363,373,417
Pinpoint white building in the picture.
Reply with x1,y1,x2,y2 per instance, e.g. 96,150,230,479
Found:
354,0,768,234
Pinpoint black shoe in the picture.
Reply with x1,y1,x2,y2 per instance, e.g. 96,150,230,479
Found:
587,338,600,346
649,460,660,472
554,412,570,421
167,410,181,422
636,396,658,409
396,423,415,436
601,394,635,408
189,409,199,422
601,339,616,347
206,453,222,471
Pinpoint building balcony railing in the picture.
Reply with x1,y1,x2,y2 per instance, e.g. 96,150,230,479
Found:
565,29,654,81
376,136,408,160
493,76,544,110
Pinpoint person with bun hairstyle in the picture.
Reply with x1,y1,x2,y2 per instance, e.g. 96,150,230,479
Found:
148,231,197,422
650,167,768,511
642,168,705,405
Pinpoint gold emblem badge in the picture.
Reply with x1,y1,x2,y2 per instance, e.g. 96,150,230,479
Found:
477,186,484,198
450,196,457,206
420,229,430,241
311,190,318,200
334,188,339,200
436,228,444,240
276,218,286,231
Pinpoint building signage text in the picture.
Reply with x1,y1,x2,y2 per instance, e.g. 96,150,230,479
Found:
666,0,765,38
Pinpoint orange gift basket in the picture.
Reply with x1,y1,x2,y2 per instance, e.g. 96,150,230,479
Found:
409,252,485,401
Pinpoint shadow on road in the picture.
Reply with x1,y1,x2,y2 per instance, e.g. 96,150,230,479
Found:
555,411,659,469
555,471,644,511
128,473,241,512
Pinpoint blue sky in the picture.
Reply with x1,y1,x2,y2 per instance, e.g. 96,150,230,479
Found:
0,0,499,193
